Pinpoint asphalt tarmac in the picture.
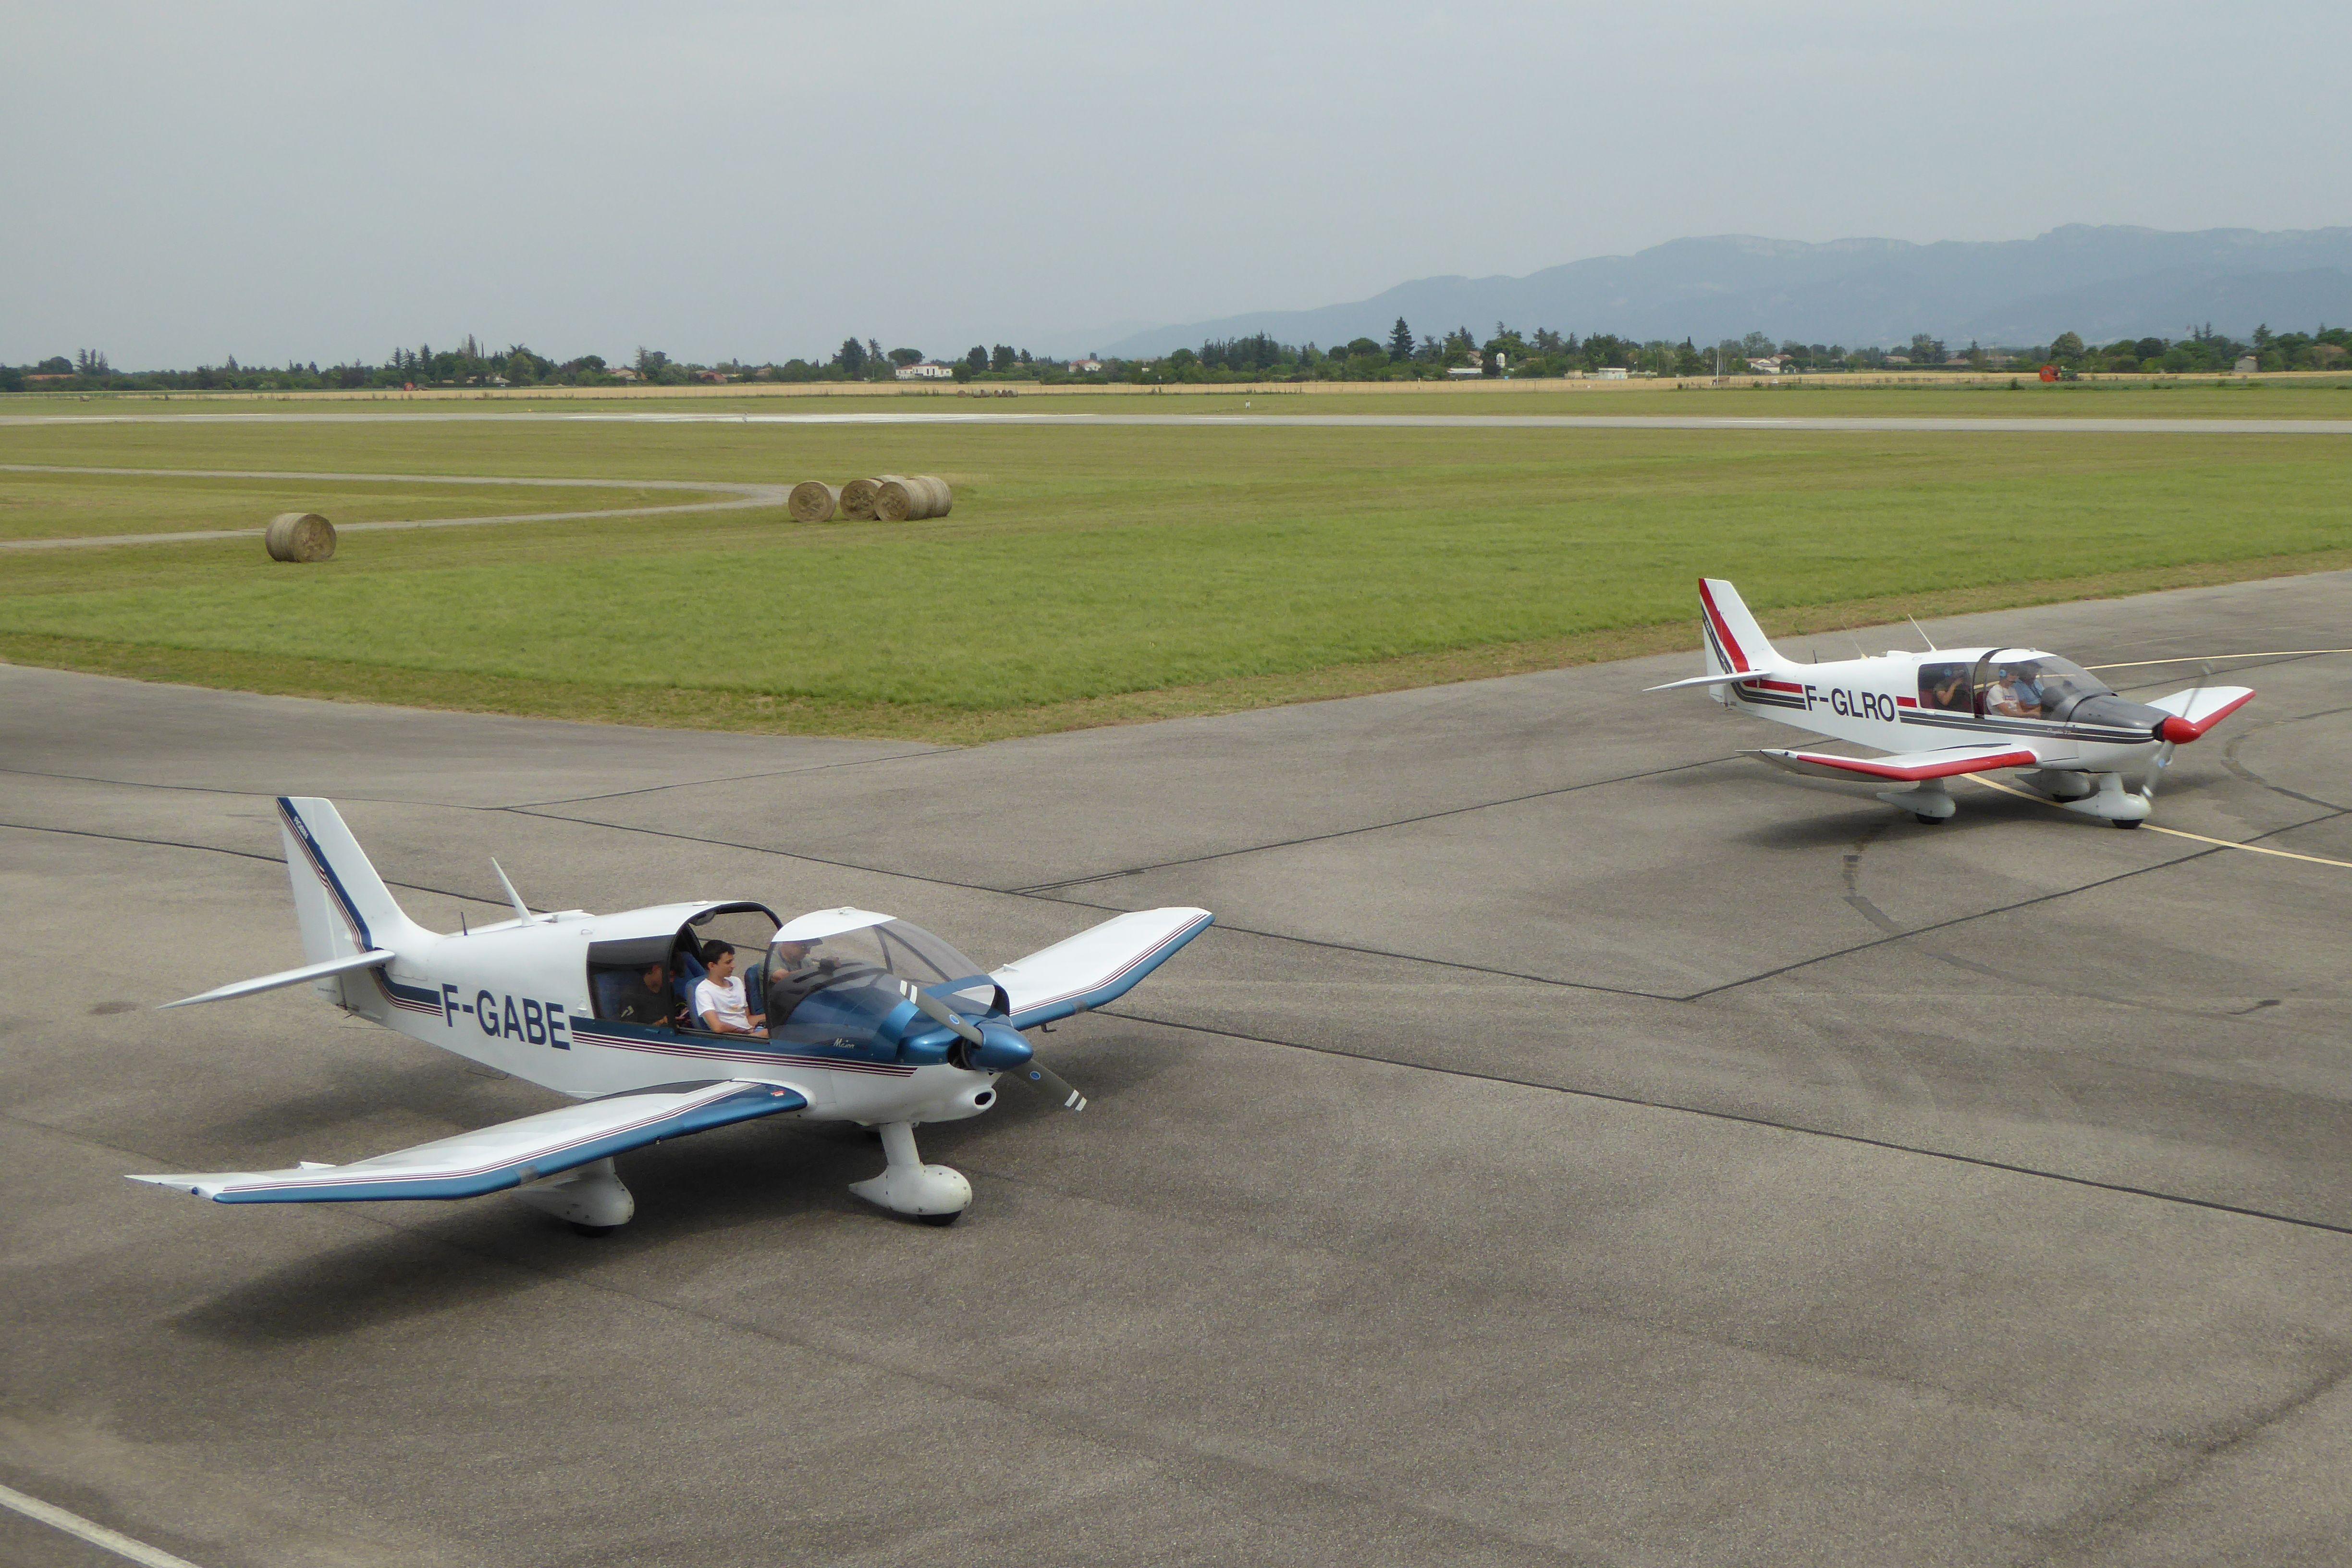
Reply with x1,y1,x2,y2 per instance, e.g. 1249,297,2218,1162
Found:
3,572,2348,1568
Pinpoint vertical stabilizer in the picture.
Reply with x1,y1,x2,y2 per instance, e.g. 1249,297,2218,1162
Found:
275,796,428,963
1697,578,1782,681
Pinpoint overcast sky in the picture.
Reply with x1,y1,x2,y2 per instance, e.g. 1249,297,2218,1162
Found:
5,1,2347,367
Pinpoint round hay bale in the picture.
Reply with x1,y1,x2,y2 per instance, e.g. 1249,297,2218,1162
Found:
263,511,336,563
876,475,954,522
787,480,840,523
873,478,925,522
840,476,892,520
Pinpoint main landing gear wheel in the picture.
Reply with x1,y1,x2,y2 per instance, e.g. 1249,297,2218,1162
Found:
2112,818,2143,829
570,1222,618,1237
1915,812,1944,825
915,1210,962,1227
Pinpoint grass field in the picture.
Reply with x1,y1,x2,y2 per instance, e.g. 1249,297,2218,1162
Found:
1,406,2347,740
0,469,688,541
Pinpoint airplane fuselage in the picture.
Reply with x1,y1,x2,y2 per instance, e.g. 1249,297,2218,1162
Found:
1718,646,2166,777
334,913,999,1129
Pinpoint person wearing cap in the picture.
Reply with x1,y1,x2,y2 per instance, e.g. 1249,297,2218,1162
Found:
760,937,836,1029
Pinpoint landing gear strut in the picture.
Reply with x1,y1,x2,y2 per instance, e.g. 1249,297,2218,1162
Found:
1877,780,1956,824
850,1122,972,1224
516,1156,635,1234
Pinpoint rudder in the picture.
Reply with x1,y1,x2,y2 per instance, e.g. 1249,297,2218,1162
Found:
1698,578,1781,678
276,796,427,962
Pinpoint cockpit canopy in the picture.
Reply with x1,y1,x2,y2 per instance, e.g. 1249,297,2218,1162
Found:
1918,652,2113,722
763,914,996,1050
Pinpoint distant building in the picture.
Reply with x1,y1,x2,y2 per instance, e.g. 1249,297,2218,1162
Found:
1445,365,1484,378
2235,355,2259,373
610,367,642,381
1882,355,1911,367
694,369,733,382
896,363,955,380
1066,358,1105,374
1592,366,1629,380
1746,358,1781,374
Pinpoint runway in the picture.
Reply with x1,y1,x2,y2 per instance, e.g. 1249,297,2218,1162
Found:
3,571,2349,1567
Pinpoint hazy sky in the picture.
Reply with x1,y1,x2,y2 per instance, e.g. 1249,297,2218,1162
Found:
6,1,2347,367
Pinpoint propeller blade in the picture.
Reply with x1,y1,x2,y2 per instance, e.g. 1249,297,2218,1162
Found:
2145,662,2209,799
898,980,983,1045
1010,1058,1088,1112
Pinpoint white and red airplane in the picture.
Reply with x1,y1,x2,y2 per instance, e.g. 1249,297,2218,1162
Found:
1651,578,2253,826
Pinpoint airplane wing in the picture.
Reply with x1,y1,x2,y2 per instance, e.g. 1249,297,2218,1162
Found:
2146,684,2254,738
992,907,1213,1030
126,1079,806,1203
1746,742,2043,782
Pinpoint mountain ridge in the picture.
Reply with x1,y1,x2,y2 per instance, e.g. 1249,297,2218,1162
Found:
1083,225,2352,358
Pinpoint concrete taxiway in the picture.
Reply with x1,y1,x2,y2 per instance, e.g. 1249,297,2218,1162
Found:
3,571,2348,1567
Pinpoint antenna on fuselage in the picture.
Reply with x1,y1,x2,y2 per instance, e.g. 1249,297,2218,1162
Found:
1907,614,1938,651
490,858,540,924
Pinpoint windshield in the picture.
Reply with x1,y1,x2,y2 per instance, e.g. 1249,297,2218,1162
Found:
1976,656,2110,720
1919,655,2111,719
760,919,994,1049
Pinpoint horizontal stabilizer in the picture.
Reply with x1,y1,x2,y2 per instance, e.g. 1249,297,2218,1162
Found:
159,948,396,1010
1748,743,2042,783
1647,670,1776,692
993,907,1213,1030
2146,685,2254,739
127,1080,806,1203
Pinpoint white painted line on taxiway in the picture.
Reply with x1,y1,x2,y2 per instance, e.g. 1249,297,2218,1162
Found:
0,1480,208,1568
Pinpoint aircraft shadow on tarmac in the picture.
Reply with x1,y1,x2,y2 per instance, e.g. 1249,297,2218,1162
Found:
170,1035,1180,1343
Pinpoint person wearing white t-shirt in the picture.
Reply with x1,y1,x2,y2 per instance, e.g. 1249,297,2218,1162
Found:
691,941,766,1036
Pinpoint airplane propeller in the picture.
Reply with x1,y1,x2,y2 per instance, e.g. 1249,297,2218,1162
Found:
897,981,1087,1111
2140,661,2210,800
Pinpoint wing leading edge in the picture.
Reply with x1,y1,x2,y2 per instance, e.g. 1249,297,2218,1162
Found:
993,907,1213,1030
127,1080,806,1203
1747,743,2044,782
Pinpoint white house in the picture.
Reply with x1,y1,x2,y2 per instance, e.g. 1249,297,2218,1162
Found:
895,363,955,380
1746,358,1782,375
1593,366,1629,380
1066,358,1105,374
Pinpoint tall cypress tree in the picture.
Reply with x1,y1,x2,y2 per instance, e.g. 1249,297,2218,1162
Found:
1387,317,1414,361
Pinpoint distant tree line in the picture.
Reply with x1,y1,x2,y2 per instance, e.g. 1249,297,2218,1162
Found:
6,321,2348,394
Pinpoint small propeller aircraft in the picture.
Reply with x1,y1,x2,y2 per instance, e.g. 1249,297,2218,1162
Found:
130,798,1211,1231
1650,578,2253,826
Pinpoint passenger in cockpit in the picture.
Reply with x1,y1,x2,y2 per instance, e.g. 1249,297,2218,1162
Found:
1984,671,2035,718
692,942,767,1037
610,961,680,1028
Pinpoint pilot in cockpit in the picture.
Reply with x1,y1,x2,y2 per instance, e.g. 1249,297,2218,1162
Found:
760,937,839,1027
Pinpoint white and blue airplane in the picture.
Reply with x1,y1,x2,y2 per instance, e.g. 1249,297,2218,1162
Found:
131,798,1211,1232
1651,578,2254,826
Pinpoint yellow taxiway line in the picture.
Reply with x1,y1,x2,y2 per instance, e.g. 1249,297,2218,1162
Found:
1964,774,2352,869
